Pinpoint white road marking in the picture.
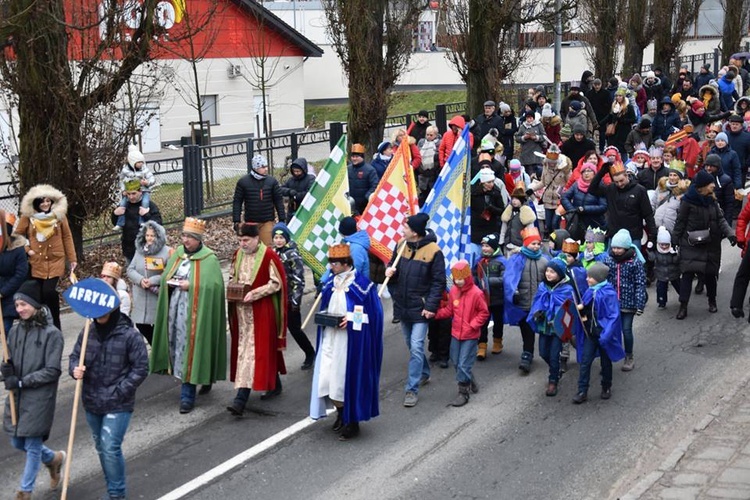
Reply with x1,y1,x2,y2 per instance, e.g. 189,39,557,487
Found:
156,410,333,500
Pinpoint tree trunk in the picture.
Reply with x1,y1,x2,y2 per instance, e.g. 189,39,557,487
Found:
593,5,618,80
465,0,492,118
621,0,652,77
721,0,749,65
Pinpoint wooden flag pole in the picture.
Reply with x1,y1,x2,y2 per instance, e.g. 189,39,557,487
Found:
0,318,17,426
378,242,407,298
61,318,91,500
301,293,323,330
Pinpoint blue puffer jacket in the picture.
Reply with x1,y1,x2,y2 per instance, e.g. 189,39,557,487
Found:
727,128,750,174
0,236,29,319
602,251,647,312
651,98,681,141
68,310,148,415
348,162,379,204
561,184,607,230
387,230,446,322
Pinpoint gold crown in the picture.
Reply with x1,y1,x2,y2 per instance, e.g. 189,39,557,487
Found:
609,161,626,175
562,239,580,255
328,243,351,260
451,262,471,281
183,217,206,236
521,227,541,240
101,262,122,280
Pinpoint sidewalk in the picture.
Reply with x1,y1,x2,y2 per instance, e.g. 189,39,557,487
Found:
622,374,750,499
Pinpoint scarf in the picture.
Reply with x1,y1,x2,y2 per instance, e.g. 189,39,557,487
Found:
520,246,542,260
250,169,266,181
510,170,522,182
666,180,678,190
683,184,713,207
31,211,57,242
583,249,595,261
590,280,608,291
576,177,591,193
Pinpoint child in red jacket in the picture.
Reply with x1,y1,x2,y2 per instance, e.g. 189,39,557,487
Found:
436,260,490,407
730,200,750,320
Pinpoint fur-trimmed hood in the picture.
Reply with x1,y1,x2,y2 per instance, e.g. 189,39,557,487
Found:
699,84,718,99
134,220,168,256
735,96,750,115
19,184,68,220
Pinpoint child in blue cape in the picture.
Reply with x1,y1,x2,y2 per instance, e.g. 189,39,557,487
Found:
527,257,577,397
602,228,647,373
581,227,607,269
559,238,588,373
573,262,626,403
504,227,548,373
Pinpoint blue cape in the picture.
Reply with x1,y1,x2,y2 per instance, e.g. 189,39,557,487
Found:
576,283,626,363
503,253,529,325
310,271,383,425
567,265,589,302
527,280,577,336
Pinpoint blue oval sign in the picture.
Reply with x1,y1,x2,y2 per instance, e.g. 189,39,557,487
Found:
63,278,121,319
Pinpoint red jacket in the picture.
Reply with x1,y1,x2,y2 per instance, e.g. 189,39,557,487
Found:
736,200,750,258
564,155,609,190
438,115,474,166
436,274,490,341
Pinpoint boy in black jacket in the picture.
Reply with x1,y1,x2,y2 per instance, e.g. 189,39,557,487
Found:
475,234,505,359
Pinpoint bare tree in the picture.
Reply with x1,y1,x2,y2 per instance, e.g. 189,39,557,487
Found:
579,0,623,80
622,0,656,77
322,0,423,155
720,0,750,65
0,0,165,257
652,0,704,75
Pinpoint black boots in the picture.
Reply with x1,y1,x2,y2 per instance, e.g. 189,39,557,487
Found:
676,302,688,320
450,383,470,407
332,406,343,432
339,422,360,441
260,374,283,400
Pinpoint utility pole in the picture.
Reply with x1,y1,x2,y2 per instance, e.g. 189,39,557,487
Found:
553,0,562,113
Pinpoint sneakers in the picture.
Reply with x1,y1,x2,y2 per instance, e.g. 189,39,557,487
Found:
621,355,635,372
46,450,65,489
572,392,588,404
731,307,745,318
138,206,150,216
518,351,532,374
491,338,503,354
545,382,558,397
419,375,431,386
392,317,401,324
477,342,487,360
601,387,612,400
404,391,418,407
111,225,122,232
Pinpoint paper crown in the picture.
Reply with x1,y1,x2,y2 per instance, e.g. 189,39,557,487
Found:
521,227,541,245
101,262,122,280
183,217,206,236
451,260,472,281
585,227,607,243
328,243,351,260
546,144,561,161
124,179,142,192
562,238,580,255
609,161,626,175
350,143,366,155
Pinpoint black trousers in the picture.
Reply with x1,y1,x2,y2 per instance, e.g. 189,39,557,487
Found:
428,318,451,360
136,323,154,346
731,250,750,310
288,308,316,359
36,277,60,330
679,272,717,304
519,317,535,355
480,304,504,343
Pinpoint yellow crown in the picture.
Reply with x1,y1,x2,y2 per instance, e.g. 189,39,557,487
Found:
521,227,541,240
183,217,206,236
328,243,351,260
101,262,122,280
609,161,626,175
562,239,580,255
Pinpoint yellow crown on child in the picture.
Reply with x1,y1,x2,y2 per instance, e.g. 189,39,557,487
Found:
183,217,207,236
101,262,122,280
562,238,580,255
328,243,351,260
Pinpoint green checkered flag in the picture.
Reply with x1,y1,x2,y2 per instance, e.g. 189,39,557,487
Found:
287,135,351,278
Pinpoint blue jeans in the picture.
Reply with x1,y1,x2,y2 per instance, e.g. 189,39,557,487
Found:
181,383,196,405
115,191,151,227
85,411,132,498
544,208,560,236
577,334,612,393
450,338,477,384
538,334,562,383
401,321,430,393
621,312,635,355
10,436,55,492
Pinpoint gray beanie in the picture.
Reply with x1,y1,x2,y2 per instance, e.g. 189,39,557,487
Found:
586,262,610,284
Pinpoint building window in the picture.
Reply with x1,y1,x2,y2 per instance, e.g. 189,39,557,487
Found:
200,95,218,125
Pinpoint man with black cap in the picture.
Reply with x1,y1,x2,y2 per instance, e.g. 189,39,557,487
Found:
280,157,315,223
226,222,288,415
3,280,65,500
150,217,227,414
233,154,286,246
409,110,432,143
473,100,504,147
347,144,379,215
70,280,148,500
385,213,446,408
727,114,750,185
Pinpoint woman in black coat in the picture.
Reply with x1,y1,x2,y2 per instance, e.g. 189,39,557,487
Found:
560,164,608,241
602,90,637,159
672,171,735,319
0,211,29,333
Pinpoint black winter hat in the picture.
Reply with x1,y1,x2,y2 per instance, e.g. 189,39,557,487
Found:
14,280,42,309
406,213,429,237
551,229,570,250
481,233,501,251
728,114,744,123
639,117,652,129
418,110,429,118
704,154,722,168
694,169,715,188
339,216,357,236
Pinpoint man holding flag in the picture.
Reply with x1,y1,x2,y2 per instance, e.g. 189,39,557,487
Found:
385,213,446,408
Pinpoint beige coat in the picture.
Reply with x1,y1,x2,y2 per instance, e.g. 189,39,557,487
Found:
14,184,76,279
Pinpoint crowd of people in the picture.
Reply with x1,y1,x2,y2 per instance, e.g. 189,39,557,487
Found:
3,57,750,499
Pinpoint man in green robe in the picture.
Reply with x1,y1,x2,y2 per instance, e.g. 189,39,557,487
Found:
150,217,227,414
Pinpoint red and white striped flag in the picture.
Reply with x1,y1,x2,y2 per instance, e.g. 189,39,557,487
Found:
358,139,419,263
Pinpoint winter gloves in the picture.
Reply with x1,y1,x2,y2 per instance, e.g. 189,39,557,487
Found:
1,361,21,390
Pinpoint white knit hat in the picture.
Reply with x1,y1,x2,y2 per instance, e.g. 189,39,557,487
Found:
478,167,495,183
657,226,671,245
127,145,146,168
